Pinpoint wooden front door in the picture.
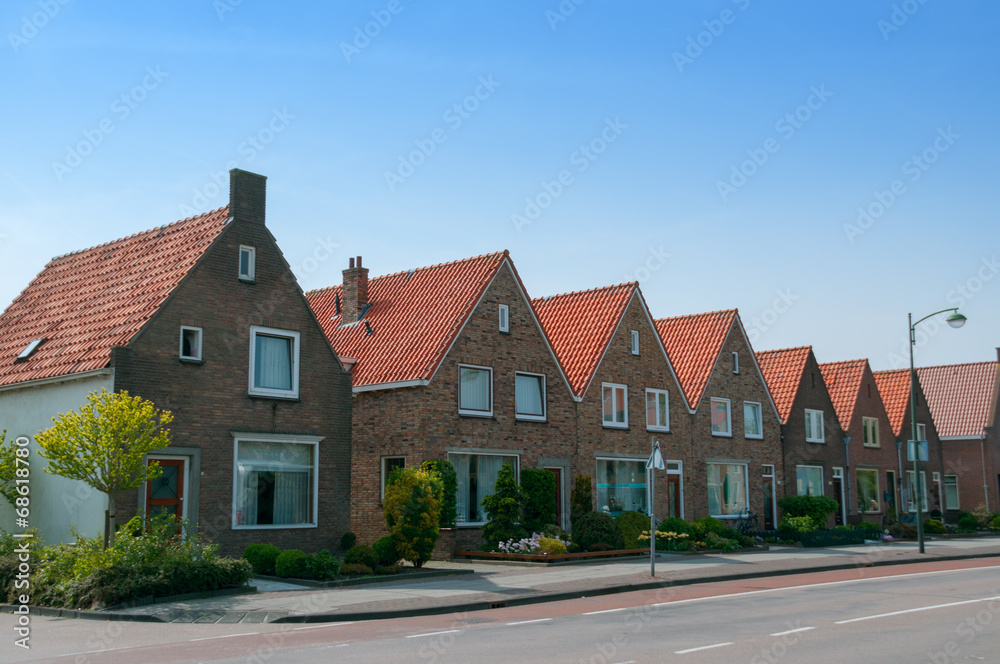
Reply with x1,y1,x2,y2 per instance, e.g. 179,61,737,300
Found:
666,474,681,519
545,467,563,529
763,477,775,529
832,477,844,525
147,459,185,522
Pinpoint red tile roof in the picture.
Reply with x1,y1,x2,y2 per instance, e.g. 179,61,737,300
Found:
755,346,812,424
306,252,513,387
531,284,636,398
0,207,230,388
654,309,737,408
917,362,998,438
818,359,868,427
872,369,912,437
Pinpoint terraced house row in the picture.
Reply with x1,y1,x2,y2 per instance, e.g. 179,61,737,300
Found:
1,171,997,554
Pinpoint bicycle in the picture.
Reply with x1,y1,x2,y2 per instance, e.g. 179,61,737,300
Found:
733,502,758,535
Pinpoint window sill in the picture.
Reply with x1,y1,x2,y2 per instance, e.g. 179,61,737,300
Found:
179,357,204,365
232,523,317,530
516,415,547,423
458,411,493,418
711,432,733,438
646,427,670,434
455,523,486,528
806,439,826,444
863,444,881,448
238,277,257,284
248,393,301,402
602,423,629,430
744,434,764,440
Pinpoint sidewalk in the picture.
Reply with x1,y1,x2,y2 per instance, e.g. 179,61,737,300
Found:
56,537,1000,624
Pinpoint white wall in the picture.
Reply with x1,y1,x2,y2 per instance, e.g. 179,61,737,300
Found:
0,372,113,544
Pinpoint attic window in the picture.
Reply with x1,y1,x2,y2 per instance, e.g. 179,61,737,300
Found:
179,326,203,362
732,352,739,374
239,245,256,281
16,338,44,361
499,305,509,333
630,330,640,355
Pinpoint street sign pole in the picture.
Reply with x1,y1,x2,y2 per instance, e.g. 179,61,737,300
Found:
646,439,665,578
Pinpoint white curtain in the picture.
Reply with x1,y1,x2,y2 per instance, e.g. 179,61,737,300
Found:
236,442,313,525
255,335,292,390
452,455,470,522
708,464,745,516
476,455,505,520
744,404,760,436
460,368,490,411
274,472,310,524
236,465,258,525
515,375,543,416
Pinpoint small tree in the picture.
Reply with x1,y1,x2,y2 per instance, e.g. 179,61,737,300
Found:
521,468,557,534
382,467,442,568
777,495,838,529
421,459,458,529
570,473,594,530
0,430,19,507
35,389,172,548
480,464,526,548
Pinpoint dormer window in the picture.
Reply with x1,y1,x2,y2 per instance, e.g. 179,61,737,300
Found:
179,326,203,362
732,352,739,374
239,245,256,281
16,338,44,361
498,304,509,333
630,330,640,355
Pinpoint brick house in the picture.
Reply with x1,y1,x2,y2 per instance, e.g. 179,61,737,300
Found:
872,369,947,523
306,252,577,550
0,170,352,555
917,359,1000,514
532,283,690,521
756,346,848,526
818,359,896,525
654,310,783,529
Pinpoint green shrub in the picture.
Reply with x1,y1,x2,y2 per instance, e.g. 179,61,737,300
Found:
990,515,1000,531
481,464,527,549
340,532,357,552
537,537,568,555
691,517,726,538
309,550,339,580
969,504,993,528
957,514,979,533
887,523,917,540
780,516,818,534
929,509,943,518
641,530,690,552
421,460,458,529
339,563,373,576
702,532,740,552
383,467,443,568
657,517,695,536
544,524,570,540
923,519,947,535
615,511,650,549
573,512,624,552
242,543,281,575
344,545,378,570
778,495,838,528
855,521,882,532
275,550,311,578
376,564,402,575
521,468,557,534
570,474,593,529
372,536,400,567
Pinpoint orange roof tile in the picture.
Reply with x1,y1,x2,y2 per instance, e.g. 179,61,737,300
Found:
872,369,912,437
818,359,868,427
917,362,998,438
531,284,635,398
654,310,737,408
0,207,230,388
306,252,511,387
755,346,812,424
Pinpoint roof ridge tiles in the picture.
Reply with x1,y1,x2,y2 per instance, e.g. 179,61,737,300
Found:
531,282,636,302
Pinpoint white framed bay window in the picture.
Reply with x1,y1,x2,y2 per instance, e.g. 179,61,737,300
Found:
449,452,518,525
249,326,300,398
459,364,493,416
232,434,321,529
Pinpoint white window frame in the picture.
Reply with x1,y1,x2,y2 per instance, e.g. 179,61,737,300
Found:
602,382,629,429
796,465,825,497
916,423,927,441
710,397,732,437
498,304,509,333
238,245,256,281
596,456,647,515
732,351,740,374
944,474,960,510
666,460,685,519
707,462,749,519
805,409,825,443
449,452,519,526
515,371,546,422
645,388,670,432
906,469,929,513
179,325,203,361
231,433,321,530
458,364,493,417
862,416,880,448
630,330,640,355
857,468,881,513
381,456,405,499
743,401,763,439
248,326,300,399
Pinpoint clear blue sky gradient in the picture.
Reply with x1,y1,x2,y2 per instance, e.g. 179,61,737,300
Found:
1,1,996,371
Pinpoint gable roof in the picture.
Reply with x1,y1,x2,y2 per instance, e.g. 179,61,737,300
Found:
872,368,912,437
817,359,869,427
653,309,737,408
755,346,812,424
0,207,230,388
917,362,998,438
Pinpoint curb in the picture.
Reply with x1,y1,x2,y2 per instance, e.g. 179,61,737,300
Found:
251,567,474,588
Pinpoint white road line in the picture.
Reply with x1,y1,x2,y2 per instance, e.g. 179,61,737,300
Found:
292,622,355,631
583,607,628,615
675,642,733,654
507,618,553,625
189,633,259,642
405,629,462,639
650,565,1000,608
612,660,637,664
836,595,1000,625
770,626,815,637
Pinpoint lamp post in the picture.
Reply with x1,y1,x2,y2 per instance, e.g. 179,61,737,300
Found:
909,308,966,554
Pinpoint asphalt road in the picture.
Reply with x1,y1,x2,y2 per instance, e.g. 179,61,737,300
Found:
5,558,1000,664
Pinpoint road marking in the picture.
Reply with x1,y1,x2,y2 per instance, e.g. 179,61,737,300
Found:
650,565,1000,608
770,626,815,636
583,607,628,615
189,633,259,642
292,622,355,631
836,595,1000,625
405,629,462,639
507,618,553,625
675,642,733,654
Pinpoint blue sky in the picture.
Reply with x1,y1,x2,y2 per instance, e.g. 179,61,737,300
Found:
1,1,996,371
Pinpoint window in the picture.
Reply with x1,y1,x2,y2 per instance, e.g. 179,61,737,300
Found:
515,372,546,421
630,330,640,355
862,417,880,447
498,304,509,333
905,470,929,513
16,338,44,360
732,351,739,374
458,365,493,416
233,437,317,528
710,398,732,437
916,423,927,441
707,463,748,517
857,469,880,513
249,326,300,398
796,466,824,497
239,245,256,281
743,402,763,439
805,409,825,443
381,456,405,499
596,458,646,516
179,326,203,361
944,475,959,510
450,453,517,524
645,389,669,432
602,383,628,428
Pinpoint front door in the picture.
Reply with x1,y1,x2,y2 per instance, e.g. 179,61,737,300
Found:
666,474,681,519
545,467,563,530
832,477,844,525
147,459,185,523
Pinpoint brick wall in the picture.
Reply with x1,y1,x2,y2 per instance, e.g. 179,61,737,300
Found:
842,365,898,525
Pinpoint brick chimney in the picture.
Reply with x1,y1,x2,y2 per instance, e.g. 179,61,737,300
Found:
341,256,369,322
229,169,267,225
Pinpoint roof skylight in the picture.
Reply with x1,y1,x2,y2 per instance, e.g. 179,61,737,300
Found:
16,338,44,360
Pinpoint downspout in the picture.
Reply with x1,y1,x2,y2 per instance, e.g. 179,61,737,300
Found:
982,428,992,511
844,436,851,518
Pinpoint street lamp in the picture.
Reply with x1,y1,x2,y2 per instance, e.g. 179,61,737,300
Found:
909,308,966,553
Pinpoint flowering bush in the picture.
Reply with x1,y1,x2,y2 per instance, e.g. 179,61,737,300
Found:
637,530,690,552
496,532,570,554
